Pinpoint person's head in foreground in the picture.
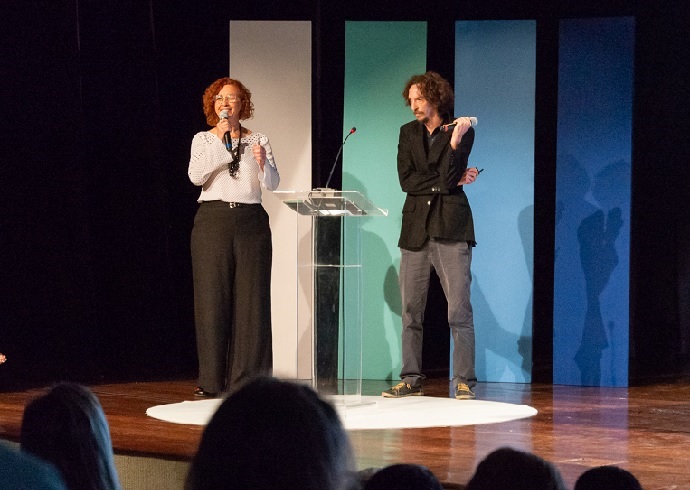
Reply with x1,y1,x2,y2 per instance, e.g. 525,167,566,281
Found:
1,441,67,490
20,383,121,490
185,376,356,490
466,446,567,490
363,463,443,490
575,465,642,490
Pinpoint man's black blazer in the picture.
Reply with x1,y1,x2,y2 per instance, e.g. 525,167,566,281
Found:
396,120,476,251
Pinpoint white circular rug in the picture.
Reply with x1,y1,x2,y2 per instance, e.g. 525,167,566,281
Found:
146,396,537,430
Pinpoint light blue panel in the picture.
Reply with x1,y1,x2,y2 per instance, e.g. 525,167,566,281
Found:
342,21,427,379
554,18,633,387
455,20,536,383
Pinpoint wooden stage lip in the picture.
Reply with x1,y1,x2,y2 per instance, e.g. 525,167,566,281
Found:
2,378,690,489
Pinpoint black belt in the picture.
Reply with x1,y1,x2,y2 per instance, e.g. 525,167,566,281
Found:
200,200,258,208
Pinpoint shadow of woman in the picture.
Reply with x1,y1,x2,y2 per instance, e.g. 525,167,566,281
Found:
574,159,628,385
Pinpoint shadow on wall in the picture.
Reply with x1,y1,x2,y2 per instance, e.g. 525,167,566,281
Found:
575,159,628,385
470,202,534,383
555,154,629,386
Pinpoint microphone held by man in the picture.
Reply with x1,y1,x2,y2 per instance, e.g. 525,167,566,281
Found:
440,116,478,133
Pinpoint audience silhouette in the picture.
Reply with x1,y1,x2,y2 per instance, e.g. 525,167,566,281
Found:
466,447,567,490
185,376,356,490
363,463,443,490
10,380,650,490
575,465,642,490
20,383,122,490
0,442,67,490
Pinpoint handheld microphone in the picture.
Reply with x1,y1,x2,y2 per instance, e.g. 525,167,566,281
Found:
323,127,356,189
220,110,232,152
440,116,478,132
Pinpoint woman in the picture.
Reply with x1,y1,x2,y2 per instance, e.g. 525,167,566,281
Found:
20,383,121,490
188,77,279,397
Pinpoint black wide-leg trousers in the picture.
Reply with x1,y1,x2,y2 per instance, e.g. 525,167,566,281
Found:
191,201,273,394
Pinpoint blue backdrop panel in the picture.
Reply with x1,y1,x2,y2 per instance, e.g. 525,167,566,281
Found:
553,17,634,387
342,21,427,379
455,20,536,383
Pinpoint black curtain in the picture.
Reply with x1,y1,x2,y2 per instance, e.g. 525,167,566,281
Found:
1,0,687,390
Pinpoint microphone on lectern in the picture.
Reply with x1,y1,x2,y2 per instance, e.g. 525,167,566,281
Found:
323,127,357,190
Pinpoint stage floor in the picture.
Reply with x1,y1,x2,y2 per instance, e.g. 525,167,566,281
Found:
2,377,690,489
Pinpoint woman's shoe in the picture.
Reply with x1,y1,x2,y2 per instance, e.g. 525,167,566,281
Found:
194,387,217,398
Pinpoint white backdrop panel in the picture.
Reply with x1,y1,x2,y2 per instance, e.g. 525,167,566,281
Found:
229,21,312,379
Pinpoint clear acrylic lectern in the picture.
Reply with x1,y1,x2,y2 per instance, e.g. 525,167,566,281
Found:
274,189,387,409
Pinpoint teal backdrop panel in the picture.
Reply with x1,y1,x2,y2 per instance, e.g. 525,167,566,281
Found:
553,18,633,387
342,21,427,379
455,20,536,383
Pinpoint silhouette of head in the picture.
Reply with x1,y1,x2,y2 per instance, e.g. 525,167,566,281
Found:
363,463,443,490
20,383,121,490
466,447,566,490
1,442,67,490
186,377,355,490
575,465,642,490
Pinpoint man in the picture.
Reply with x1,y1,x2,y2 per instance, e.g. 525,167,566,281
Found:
383,71,479,400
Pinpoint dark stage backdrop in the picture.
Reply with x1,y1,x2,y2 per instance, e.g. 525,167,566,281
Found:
0,0,688,390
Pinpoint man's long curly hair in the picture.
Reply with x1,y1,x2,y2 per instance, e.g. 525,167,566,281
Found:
202,77,254,127
402,71,455,120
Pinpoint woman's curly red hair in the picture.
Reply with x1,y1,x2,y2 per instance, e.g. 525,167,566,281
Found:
202,77,255,127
